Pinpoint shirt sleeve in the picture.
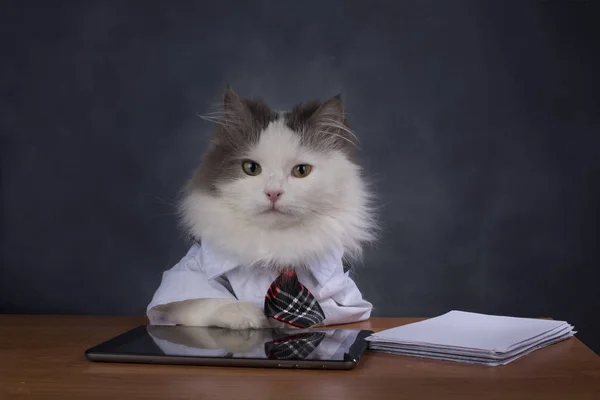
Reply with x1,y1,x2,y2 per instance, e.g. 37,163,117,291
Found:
319,272,373,326
146,245,237,324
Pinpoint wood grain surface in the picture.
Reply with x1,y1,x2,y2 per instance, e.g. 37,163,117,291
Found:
0,315,598,399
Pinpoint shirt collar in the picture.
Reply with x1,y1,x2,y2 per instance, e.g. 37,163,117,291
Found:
301,248,344,287
199,242,240,280
199,242,343,287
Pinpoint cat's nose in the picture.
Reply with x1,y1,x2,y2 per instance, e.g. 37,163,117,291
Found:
265,190,283,202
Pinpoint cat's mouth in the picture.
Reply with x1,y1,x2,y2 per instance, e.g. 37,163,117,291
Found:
253,207,299,228
260,205,291,216
263,208,286,214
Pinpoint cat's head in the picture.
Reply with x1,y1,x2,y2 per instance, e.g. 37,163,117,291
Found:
180,88,377,267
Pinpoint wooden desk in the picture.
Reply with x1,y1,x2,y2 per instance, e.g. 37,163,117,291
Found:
0,316,598,399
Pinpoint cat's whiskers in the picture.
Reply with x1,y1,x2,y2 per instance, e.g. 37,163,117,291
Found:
199,111,247,136
319,117,360,144
310,125,360,150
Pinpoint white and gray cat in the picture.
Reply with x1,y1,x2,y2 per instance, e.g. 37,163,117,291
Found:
154,88,376,329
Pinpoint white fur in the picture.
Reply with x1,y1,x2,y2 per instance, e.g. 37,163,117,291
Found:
167,119,376,328
156,299,270,329
181,120,376,269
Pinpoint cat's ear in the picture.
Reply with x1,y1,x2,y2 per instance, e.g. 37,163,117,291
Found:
222,86,249,118
306,94,357,151
214,86,255,140
308,94,345,125
221,86,275,130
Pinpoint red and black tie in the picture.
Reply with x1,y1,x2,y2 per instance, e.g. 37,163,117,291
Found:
264,270,325,328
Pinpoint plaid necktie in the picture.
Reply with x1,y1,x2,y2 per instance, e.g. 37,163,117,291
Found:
264,270,325,328
265,331,326,359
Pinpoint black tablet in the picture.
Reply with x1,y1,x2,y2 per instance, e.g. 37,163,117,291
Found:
85,325,373,370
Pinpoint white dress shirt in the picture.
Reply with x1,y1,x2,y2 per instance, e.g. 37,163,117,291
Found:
147,243,372,326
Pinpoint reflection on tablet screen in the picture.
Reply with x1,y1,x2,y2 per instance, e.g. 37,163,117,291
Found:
145,326,360,361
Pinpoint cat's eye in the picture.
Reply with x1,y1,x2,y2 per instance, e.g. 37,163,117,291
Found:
242,160,262,176
292,164,312,178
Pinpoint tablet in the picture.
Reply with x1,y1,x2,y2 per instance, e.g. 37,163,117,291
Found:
85,325,373,370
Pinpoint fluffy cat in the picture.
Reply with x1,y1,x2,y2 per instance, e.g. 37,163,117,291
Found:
152,88,376,329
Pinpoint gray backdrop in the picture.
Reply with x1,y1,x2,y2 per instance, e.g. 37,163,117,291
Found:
1,1,599,353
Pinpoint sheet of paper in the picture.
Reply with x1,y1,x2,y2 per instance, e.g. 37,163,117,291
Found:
369,323,573,357
367,310,568,353
369,330,574,363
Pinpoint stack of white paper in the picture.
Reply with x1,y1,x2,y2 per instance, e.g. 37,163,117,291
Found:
366,310,575,366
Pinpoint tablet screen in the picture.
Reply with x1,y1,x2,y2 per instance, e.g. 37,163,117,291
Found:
94,325,369,362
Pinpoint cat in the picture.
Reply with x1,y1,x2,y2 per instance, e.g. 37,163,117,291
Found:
147,87,377,329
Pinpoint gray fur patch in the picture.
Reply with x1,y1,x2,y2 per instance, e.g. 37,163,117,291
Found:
191,88,277,192
284,95,358,156
190,89,358,193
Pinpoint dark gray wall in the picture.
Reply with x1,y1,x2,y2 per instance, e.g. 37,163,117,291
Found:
1,1,599,352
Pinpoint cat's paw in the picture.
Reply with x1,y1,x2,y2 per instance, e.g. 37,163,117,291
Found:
212,301,269,330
